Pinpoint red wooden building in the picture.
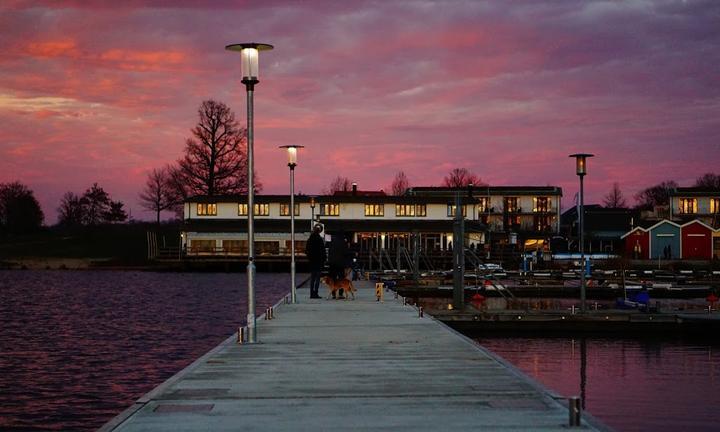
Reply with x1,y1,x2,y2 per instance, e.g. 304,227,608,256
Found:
621,226,649,259
681,220,714,260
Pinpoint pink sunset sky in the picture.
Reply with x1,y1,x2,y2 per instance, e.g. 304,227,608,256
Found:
1,0,718,223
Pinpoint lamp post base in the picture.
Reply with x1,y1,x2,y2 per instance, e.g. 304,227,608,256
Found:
247,260,256,343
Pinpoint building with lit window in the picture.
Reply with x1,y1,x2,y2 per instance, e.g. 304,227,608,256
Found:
180,185,562,266
670,187,720,228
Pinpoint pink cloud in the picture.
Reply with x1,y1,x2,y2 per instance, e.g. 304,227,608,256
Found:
0,1,718,223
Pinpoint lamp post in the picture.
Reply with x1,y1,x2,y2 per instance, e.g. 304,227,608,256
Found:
570,153,594,313
226,42,273,343
280,145,304,304
310,196,316,229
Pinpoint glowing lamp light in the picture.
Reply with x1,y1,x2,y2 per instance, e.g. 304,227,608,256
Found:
569,153,594,176
279,145,304,168
225,43,273,82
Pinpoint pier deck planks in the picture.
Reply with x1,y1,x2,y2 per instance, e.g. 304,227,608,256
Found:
101,281,605,431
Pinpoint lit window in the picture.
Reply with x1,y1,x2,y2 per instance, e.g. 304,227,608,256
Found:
447,204,467,217
504,197,519,213
280,203,300,216
254,203,269,216
238,203,269,216
506,215,520,227
320,203,339,216
711,198,720,214
477,197,489,213
679,198,697,214
533,197,549,212
534,215,552,231
395,204,415,216
365,204,384,216
197,203,217,216
415,204,427,217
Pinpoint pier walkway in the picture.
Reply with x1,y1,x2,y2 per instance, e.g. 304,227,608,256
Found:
101,281,605,431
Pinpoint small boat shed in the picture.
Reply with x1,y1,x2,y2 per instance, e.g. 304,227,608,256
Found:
621,226,649,259
648,220,681,259
681,220,714,260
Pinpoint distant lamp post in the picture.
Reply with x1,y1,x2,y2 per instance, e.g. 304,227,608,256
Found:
569,153,594,313
280,145,304,304
310,196,316,229
226,42,273,343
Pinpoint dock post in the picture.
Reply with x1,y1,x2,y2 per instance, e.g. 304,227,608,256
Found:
452,193,465,310
568,396,582,426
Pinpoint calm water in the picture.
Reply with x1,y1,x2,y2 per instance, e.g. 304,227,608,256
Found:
0,270,292,431
477,335,720,431
2,271,719,431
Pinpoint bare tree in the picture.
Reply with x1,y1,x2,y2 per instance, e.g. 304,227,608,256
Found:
694,173,720,189
57,192,84,227
139,167,174,224
389,171,410,196
603,182,628,208
442,168,486,188
323,176,353,194
175,99,254,196
165,165,190,219
634,180,677,210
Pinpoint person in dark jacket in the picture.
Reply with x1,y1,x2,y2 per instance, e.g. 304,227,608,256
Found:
305,224,326,299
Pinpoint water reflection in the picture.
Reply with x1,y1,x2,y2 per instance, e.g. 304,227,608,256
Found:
0,270,292,431
476,335,720,432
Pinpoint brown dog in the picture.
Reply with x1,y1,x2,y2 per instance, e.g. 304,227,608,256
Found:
320,276,356,300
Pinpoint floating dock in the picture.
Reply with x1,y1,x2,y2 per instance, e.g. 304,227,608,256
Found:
100,281,607,431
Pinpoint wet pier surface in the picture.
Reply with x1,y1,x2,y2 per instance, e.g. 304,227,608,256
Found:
100,281,606,431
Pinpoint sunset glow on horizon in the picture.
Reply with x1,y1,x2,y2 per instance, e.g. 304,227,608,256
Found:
1,0,718,222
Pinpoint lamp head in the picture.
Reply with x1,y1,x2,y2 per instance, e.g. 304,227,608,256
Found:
225,43,273,82
569,153,594,176
279,145,304,168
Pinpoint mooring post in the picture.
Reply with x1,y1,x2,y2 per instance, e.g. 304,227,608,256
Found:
453,192,465,311
568,396,582,426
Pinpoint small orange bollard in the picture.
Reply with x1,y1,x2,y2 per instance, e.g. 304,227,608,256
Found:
375,282,384,302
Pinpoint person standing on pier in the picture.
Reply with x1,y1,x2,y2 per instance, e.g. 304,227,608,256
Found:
306,224,326,299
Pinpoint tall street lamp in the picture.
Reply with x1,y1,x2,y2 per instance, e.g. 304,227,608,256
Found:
226,42,273,343
570,153,594,313
280,145,304,304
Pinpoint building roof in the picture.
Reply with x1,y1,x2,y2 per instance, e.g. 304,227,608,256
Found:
333,190,387,197
186,194,485,205
406,186,563,196
671,187,720,197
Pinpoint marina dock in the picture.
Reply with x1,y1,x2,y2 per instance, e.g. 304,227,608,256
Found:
100,280,606,431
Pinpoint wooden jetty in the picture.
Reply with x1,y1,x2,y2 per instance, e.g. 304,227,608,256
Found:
100,281,607,431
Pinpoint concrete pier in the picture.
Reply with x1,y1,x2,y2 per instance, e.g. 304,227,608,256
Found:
100,281,606,431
